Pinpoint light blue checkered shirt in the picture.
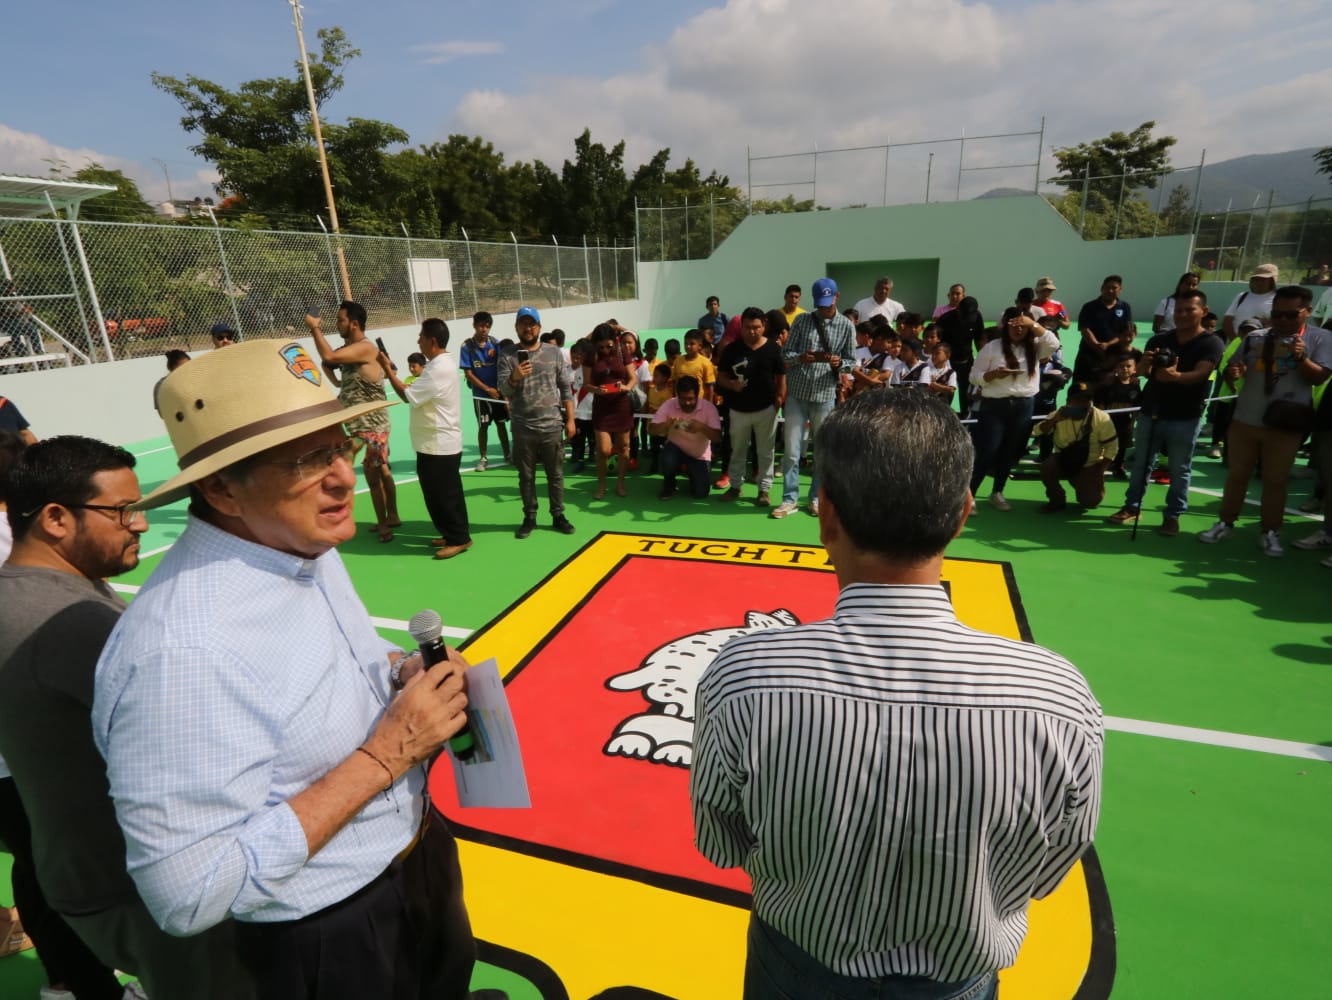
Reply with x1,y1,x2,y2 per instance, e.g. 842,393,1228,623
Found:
92,515,422,934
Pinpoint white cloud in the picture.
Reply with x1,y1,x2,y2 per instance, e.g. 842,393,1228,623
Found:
0,124,123,181
446,0,1332,206
411,40,505,65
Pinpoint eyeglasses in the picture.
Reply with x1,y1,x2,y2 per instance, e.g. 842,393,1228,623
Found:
20,501,145,528
266,438,358,482
1270,309,1305,321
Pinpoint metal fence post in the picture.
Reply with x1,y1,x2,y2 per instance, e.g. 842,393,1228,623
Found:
47,195,111,362
1235,196,1261,280
1293,196,1314,266
1258,189,1275,264
461,227,479,315
583,235,592,303
613,241,620,299
552,235,564,307
1112,161,1128,240
1216,200,1233,275
709,193,715,254
883,141,890,206
207,207,244,336
42,202,95,359
511,232,523,303
746,145,753,214
595,236,604,300
1190,150,1207,242
1033,117,1045,193
659,200,665,263
1079,165,1089,237
315,216,341,300
684,195,690,260
401,222,419,325
955,129,965,201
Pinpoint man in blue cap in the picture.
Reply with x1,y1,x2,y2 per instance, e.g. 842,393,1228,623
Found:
499,306,577,538
210,323,237,348
772,278,855,519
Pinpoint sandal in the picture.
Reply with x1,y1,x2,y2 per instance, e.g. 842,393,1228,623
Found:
1,918,33,958
376,526,395,543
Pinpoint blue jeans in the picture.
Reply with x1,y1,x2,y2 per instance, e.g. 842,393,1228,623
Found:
659,440,711,497
970,396,1035,496
745,917,998,1000
781,396,835,505
1123,415,1202,518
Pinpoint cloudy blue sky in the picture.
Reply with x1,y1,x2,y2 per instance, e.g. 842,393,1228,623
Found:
3,0,1329,206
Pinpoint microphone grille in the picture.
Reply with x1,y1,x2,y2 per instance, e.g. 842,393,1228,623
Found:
407,608,443,643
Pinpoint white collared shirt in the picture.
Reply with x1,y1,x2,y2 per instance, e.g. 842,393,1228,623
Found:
405,352,463,456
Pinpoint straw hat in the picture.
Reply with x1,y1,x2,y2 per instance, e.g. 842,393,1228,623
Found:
137,339,393,509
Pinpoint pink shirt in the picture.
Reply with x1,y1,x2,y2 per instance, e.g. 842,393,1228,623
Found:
653,396,721,461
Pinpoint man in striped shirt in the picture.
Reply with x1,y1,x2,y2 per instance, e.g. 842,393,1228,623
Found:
691,390,1103,999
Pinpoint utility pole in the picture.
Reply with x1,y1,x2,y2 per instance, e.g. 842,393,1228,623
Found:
288,0,353,299
152,158,175,204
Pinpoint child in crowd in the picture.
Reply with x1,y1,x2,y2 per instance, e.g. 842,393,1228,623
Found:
671,330,717,401
664,338,682,371
1094,354,1142,479
1033,333,1073,461
569,340,595,474
896,338,930,387
405,352,426,384
927,342,956,403
643,363,674,473
922,323,940,356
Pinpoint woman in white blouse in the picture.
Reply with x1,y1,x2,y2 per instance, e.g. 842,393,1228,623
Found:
969,308,1062,510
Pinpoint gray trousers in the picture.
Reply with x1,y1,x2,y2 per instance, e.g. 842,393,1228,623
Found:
512,426,566,520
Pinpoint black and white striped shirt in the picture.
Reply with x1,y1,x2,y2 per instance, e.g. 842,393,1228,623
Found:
690,583,1103,982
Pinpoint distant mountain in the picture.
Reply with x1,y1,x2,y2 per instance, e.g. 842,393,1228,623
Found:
1189,148,1329,210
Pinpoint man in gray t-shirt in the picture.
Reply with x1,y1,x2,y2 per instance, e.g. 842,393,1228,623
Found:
1198,285,1332,556
498,305,576,538
0,436,251,999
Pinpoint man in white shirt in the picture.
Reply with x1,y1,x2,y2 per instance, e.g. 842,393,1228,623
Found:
381,319,472,559
853,277,905,325
1223,264,1278,341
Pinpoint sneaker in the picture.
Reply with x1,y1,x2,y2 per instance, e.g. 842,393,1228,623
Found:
1158,516,1180,537
713,475,731,490
1259,530,1284,558
1293,529,1332,550
552,516,576,535
808,498,820,517
473,457,488,472
756,490,771,507
1197,521,1234,544
1207,446,1222,460
719,487,741,502
989,492,1011,512
515,518,536,540
122,985,149,1000
770,500,798,519
1107,507,1138,524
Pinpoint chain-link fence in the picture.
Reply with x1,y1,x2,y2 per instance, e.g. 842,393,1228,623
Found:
1192,195,1332,283
0,216,636,364
636,197,748,263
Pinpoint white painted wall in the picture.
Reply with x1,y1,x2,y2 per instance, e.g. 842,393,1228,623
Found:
2,301,652,446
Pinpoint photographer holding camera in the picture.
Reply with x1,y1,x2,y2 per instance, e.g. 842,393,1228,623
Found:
1107,289,1223,536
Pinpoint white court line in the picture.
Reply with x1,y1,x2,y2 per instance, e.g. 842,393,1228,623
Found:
1186,486,1319,522
1106,716,1331,763
131,445,176,457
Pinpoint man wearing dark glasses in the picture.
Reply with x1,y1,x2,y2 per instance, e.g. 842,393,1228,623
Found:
0,436,247,999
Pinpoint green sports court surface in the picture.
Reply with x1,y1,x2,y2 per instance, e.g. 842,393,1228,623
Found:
2,332,1329,998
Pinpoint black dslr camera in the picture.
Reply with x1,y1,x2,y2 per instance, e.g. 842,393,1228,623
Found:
1152,346,1177,371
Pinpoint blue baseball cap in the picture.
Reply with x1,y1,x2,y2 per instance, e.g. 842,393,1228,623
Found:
811,278,838,307
516,306,541,324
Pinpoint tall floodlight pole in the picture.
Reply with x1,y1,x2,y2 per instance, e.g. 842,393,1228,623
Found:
289,0,353,299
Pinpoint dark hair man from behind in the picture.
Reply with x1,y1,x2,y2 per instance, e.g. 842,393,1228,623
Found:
692,388,1103,998
817,391,973,564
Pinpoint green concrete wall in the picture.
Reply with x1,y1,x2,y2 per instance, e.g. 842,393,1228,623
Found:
641,196,1193,328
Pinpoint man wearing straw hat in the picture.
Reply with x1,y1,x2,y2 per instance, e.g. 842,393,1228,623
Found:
92,340,476,999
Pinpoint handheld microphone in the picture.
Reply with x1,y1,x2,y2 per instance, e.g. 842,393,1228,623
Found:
407,609,475,761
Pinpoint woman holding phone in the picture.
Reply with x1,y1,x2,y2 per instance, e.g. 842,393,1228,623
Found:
585,324,634,498
969,307,1062,511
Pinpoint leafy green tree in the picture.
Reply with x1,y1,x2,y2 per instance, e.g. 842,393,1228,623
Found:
1051,122,1177,202
152,28,424,233
1316,147,1332,181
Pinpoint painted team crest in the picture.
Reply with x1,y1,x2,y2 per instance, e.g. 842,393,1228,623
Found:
279,342,321,385
431,532,1114,1000
604,609,798,767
